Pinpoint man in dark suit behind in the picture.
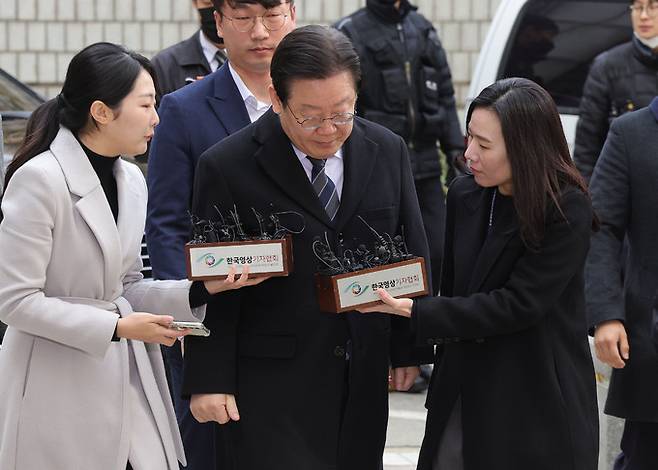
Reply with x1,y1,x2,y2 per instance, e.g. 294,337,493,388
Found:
183,25,433,469
151,0,227,104
146,1,296,468
586,96,658,469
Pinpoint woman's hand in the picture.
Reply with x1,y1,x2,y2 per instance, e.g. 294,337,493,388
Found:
204,266,271,295
116,313,189,346
356,289,413,318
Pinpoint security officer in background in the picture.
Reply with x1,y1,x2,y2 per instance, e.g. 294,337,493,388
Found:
335,0,464,310
151,0,228,104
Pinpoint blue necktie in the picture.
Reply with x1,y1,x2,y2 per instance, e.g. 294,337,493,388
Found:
307,156,340,221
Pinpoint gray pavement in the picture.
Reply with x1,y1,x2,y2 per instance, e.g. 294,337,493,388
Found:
384,390,426,470
384,376,624,470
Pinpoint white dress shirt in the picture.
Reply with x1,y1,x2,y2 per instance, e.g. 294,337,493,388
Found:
198,31,224,73
291,144,344,198
228,63,271,123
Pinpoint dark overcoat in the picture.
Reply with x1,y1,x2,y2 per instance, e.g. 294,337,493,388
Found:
414,176,599,470
586,99,658,422
183,110,433,470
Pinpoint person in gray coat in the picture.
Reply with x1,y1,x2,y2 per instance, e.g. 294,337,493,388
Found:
0,43,260,470
586,96,658,469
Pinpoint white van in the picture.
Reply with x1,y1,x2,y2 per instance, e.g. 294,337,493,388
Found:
468,0,632,154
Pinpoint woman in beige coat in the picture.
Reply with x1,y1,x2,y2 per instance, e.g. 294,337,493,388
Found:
0,43,260,470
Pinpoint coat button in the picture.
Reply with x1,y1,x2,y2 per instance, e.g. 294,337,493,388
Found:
334,346,346,357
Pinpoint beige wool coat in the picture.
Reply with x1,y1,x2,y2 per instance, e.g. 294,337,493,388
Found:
0,127,204,470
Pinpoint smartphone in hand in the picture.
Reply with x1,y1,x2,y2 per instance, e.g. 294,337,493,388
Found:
170,321,211,337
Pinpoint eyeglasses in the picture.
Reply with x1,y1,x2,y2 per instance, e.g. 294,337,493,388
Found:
286,105,355,130
629,1,658,17
222,8,291,33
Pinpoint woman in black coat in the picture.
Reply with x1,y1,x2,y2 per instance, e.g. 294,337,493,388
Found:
361,78,599,470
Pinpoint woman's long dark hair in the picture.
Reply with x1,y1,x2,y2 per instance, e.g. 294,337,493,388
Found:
466,77,597,248
4,42,156,192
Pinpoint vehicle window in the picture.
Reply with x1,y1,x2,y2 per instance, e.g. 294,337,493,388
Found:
499,0,631,114
0,73,42,113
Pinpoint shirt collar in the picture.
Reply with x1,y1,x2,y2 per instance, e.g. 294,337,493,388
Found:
291,142,344,163
227,62,270,111
199,30,221,69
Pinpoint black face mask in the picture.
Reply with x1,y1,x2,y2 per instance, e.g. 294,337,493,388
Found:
199,7,223,45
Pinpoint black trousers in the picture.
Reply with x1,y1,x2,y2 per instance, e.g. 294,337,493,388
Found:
613,420,658,470
414,175,446,294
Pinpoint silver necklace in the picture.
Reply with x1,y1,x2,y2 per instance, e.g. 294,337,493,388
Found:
488,189,497,230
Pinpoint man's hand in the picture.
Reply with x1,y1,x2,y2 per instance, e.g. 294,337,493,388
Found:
190,393,240,424
390,366,420,391
594,319,629,369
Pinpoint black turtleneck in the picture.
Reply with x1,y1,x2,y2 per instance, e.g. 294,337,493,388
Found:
366,0,414,23
76,138,210,329
78,138,120,223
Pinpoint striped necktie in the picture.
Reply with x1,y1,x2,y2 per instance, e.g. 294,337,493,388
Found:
307,156,340,221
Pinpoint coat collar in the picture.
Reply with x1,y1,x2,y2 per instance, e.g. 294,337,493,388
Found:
178,31,210,69
251,111,378,230
650,96,658,123
49,127,140,297
206,62,252,136
451,180,519,294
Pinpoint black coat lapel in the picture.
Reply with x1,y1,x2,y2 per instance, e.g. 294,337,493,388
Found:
451,185,489,295
253,110,333,227
466,189,519,293
333,120,378,232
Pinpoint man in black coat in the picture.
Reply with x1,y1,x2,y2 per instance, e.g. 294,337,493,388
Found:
334,0,464,297
151,0,227,103
586,97,658,469
182,25,432,470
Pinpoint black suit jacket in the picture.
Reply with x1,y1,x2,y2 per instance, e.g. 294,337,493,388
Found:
183,110,432,470
151,31,225,104
586,100,658,421
413,177,598,470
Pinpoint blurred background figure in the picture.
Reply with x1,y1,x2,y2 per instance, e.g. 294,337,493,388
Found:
573,0,658,181
151,0,227,104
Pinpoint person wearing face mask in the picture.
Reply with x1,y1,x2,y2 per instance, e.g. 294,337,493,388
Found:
151,0,228,104
573,0,658,182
